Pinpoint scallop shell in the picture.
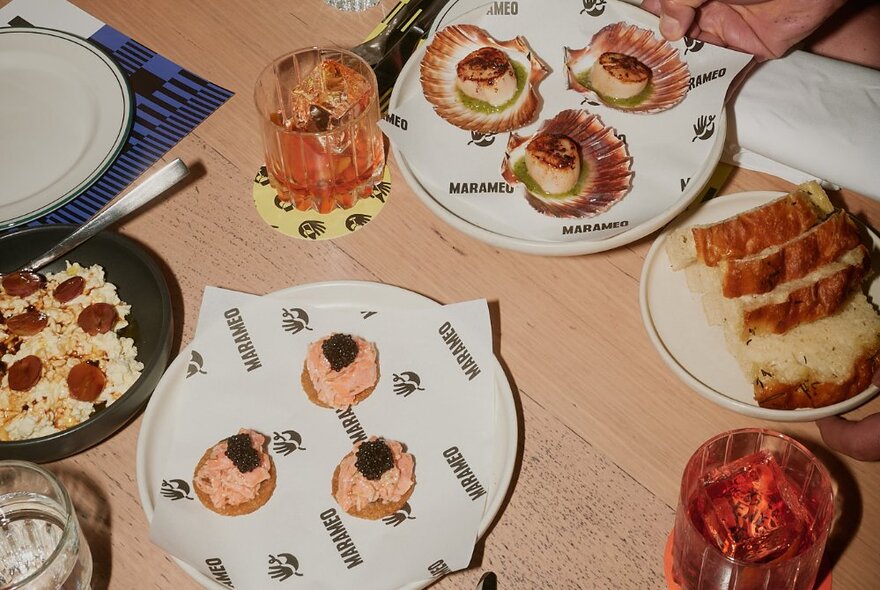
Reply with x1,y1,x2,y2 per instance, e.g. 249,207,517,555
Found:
420,24,549,133
501,109,633,218
565,22,690,113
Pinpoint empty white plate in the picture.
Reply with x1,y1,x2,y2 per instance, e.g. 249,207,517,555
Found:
0,27,132,228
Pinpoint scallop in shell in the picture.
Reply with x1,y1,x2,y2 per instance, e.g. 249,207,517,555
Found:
421,24,549,133
501,109,633,218
565,22,690,113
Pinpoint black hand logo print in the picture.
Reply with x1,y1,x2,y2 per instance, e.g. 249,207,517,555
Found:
160,479,193,501
392,372,425,397
468,131,495,147
268,554,303,581
272,430,306,456
281,308,313,334
345,213,371,231
298,220,326,240
580,0,606,16
684,37,705,54
186,351,207,378
371,180,391,203
382,502,416,527
692,115,716,142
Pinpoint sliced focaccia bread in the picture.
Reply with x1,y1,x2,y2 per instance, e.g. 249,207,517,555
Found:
720,210,863,298
703,245,870,338
723,292,880,409
666,181,834,270
681,211,862,295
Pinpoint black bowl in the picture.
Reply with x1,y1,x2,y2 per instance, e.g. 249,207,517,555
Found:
0,226,172,462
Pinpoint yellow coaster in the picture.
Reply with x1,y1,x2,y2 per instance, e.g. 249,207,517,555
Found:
253,165,391,240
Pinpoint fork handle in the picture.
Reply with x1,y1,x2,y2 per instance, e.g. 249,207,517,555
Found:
406,0,447,37
379,0,426,40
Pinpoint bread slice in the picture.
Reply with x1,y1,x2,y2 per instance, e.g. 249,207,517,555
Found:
703,245,870,338
666,181,834,270
720,211,862,298
723,292,880,409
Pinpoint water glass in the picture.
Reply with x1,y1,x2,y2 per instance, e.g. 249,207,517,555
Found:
324,0,381,11
671,429,833,590
0,461,92,590
254,47,385,214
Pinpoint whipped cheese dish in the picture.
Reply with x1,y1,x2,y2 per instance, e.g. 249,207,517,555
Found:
0,263,142,441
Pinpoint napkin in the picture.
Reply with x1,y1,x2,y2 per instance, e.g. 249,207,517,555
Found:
0,0,233,226
150,287,496,590
380,0,752,243
724,50,880,201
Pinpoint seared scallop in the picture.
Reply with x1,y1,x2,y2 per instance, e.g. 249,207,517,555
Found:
590,52,651,100
524,134,581,196
455,47,519,107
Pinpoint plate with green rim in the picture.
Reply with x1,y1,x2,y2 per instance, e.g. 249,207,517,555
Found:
0,27,133,229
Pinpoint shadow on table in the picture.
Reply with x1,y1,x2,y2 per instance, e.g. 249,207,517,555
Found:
468,299,525,570
791,434,862,581
52,465,113,590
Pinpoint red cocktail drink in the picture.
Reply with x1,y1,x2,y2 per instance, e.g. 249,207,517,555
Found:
672,430,833,590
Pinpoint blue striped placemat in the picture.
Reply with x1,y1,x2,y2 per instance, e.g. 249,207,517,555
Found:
15,21,233,227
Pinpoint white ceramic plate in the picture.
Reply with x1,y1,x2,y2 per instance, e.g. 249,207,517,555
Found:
0,27,133,229
136,281,518,590
389,0,726,256
640,191,880,421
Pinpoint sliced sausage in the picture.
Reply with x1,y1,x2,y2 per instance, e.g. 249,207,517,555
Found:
8,355,42,391
77,303,117,336
53,276,85,303
2,272,45,297
6,310,48,336
67,362,106,402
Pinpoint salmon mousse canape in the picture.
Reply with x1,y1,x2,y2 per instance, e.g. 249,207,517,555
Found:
193,429,276,516
332,437,416,520
301,333,379,409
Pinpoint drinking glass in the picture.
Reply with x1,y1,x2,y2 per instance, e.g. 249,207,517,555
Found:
671,429,833,590
0,461,93,589
324,0,380,10
254,47,385,214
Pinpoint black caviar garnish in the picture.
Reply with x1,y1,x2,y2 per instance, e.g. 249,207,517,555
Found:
225,433,261,473
322,333,359,372
355,439,395,481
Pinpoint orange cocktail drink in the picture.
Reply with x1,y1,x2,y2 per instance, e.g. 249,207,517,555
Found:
255,48,385,213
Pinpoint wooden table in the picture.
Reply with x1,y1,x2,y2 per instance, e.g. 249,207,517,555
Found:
6,0,879,587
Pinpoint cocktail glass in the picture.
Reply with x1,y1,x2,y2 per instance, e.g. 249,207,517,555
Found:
254,47,385,214
0,461,93,589
672,429,833,590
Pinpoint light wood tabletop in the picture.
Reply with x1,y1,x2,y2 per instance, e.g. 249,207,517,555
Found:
3,0,878,588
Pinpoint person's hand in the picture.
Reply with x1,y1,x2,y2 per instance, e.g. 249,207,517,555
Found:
640,0,847,59
816,413,880,461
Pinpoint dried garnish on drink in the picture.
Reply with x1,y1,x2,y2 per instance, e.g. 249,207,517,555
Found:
286,60,372,133
688,450,816,564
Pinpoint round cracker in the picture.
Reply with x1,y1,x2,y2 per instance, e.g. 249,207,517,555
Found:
193,435,276,516
301,359,378,409
331,449,416,520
